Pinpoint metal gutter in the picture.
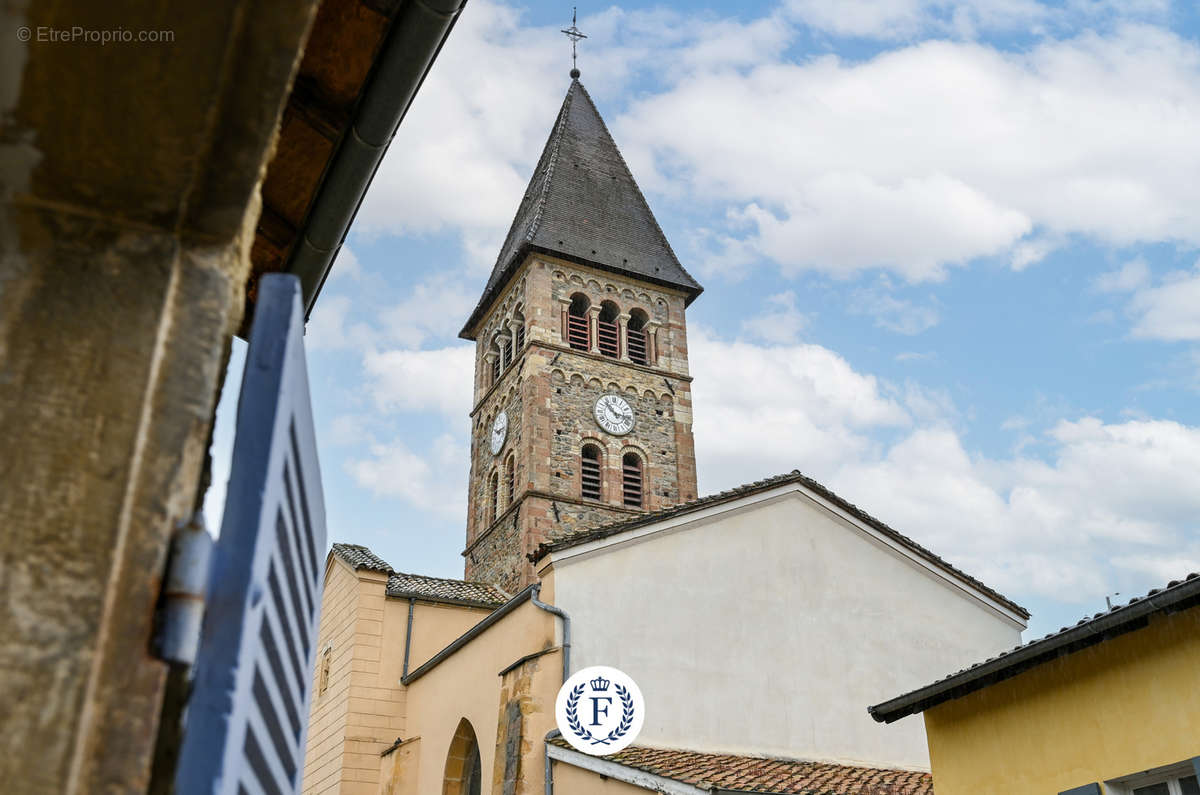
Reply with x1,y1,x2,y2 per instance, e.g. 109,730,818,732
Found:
869,573,1200,724
287,0,468,317
401,584,537,685
531,584,571,685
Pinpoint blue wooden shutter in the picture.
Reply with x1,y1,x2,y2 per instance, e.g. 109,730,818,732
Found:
176,274,326,795
1059,784,1101,795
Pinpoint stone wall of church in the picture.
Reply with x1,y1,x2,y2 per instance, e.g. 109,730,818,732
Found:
464,254,699,589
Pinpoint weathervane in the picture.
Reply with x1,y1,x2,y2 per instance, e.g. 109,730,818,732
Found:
561,7,587,79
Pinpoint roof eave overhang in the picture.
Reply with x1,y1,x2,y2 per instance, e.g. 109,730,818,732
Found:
868,575,1200,724
386,590,504,610
458,242,704,341
283,0,468,321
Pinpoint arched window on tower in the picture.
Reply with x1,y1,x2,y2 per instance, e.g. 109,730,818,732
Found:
580,444,602,500
504,455,515,505
500,329,512,370
489,335,501,385
567,293,590,351
622,452,644,508
597,301,620,358
513,308,526,351
627,309,649,365
489,469,500,522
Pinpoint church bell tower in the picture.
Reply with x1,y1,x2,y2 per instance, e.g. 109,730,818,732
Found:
459,78,703,592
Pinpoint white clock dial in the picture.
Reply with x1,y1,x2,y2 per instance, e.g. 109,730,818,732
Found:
594,395,635,436
490,411,508,455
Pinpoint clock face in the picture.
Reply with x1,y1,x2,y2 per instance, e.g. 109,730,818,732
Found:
490,411,508,455
594,395,635,436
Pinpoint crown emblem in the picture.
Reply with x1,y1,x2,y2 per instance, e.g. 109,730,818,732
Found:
589,675,610,692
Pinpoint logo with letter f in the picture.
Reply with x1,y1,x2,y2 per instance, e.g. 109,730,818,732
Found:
555,666,645,755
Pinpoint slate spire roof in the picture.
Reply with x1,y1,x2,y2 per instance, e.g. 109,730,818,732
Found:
460,79,702,339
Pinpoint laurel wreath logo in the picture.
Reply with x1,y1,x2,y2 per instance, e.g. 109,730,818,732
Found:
564,683,635,746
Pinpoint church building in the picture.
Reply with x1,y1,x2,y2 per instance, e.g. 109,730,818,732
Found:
300,75,1029,795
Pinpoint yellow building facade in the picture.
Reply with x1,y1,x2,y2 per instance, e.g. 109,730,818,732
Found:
302,545,564,794
870,574,1200,795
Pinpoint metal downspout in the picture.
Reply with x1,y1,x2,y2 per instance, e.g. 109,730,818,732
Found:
401,597,415,679
531,584,570,795
543,729,561,795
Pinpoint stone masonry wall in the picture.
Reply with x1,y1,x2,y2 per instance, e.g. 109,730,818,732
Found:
464,254,698,589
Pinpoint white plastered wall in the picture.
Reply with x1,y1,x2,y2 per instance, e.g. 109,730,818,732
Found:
546,485,1025,770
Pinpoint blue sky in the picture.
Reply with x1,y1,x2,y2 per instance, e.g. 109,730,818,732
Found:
208,0,1200,641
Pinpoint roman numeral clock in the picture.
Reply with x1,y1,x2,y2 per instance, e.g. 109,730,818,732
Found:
594,395,634,436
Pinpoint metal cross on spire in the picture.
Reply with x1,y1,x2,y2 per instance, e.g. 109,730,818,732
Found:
561,7,587,79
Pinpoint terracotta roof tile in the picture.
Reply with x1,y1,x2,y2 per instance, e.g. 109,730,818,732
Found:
330,543,508,607
533,470,1028,619
386,572,508,607
330,542,391,572
550,739,932,794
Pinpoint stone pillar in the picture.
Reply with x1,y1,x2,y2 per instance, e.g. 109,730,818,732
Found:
508,318,523,358
587,305,602,355
645,321,661,366
485,351,499,389
0,0,318,790
557,298,571,343
617,313,631,361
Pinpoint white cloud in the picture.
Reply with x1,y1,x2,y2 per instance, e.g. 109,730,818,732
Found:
1010,234,1059,271
1128,265,1200,341
349,2,1200,286
738,174,1029,281
348,433,469,520
363,345,475,419
304,295,376,352
691,329,1200,605
691,328,910,484
327,246,362,282
850,279,940,334
741,291,809,343
617,26,1200,282
895,351,935,362
783,0,1166,40
381,274,478,347
1094,259,1150,293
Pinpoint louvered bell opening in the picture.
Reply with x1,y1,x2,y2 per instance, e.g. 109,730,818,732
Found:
597,320,619,358
502,339,512,369
627,328,648,365
567,315,590,351
515,324,525,350
505,461,515,504
490,357,500,385
581,446,602,500
622,455,643,508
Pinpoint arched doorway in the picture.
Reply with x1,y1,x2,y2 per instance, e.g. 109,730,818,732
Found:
443,718,483,795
